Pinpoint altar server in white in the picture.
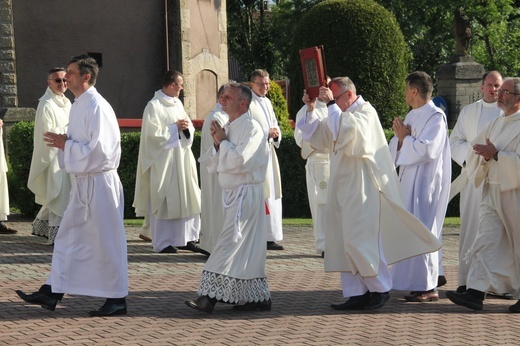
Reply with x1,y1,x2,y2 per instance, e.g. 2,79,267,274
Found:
294,90,330,256
186,83,271,313
446,77,520,312
133,71,201,254
449,71,502,293
249,69,284,250
297,77,441,311
390,71,451,302
0,118,16,234
198,85,228,255
16,55,128,317
28,67,71,244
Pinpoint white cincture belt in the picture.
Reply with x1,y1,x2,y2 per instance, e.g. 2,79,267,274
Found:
222,183,260,243
71,169,117,221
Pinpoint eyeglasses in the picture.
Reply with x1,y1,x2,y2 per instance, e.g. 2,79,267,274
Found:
497,89,520,96
50,78,67,84
254,82,270,86
334,89,349,101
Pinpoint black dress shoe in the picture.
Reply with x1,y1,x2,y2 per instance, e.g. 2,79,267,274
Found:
0,224,17,234
15,290,58,311
446,291,483,310
509,300,520,313
185,295,216,313
456,285,467,293
89,302,127,317
330,291,371,310
267,241,284,250
367,292,390,309
437,275,447,287
159,245,178,253
233,299,272,311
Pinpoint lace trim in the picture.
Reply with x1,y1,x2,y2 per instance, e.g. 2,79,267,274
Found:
47,226,59,245
197,270,271,304
32,219,48,237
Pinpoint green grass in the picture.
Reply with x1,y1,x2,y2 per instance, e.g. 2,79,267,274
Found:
125,217,460,228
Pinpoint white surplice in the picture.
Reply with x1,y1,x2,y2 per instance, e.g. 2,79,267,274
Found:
389,100,451,291
449,99,502,286
294,101,329,254
249,93,283,242
297,97,441,296
464,111,520,298
0,127,8,221
133,90,201,252
28,87,72,242
197,113,270,303
198,103,228,254
46,87,128,298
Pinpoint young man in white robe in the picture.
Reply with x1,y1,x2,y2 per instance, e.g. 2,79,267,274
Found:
297,77,441,310
294,92,329,257
16,55,128,317
198,85,228,255
28,67,71,244
446,77,520,312
449,71,503,293
389,71,451,302
0,118,16,235
249,69,284,250
133,71,202,254
186,83,271,313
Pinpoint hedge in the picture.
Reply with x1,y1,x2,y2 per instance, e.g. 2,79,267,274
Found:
6,121,459,219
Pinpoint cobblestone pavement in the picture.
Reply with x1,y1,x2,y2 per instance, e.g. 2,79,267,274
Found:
1,218,520,345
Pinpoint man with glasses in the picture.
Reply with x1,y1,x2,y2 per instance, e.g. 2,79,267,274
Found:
390,71,451,303
447,77,520,312
27,67,71,244
297,77,440,310
133,70,202,254
449,71,503,294
249,69,284,251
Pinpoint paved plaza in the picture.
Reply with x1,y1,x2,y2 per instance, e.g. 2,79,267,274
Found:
1,217,520,345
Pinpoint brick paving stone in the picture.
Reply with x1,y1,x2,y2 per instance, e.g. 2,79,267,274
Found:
2,218,520,345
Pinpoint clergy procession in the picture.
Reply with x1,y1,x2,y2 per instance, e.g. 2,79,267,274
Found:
4,54,520,317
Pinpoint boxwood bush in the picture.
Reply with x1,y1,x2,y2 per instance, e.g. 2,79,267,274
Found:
288,0,410,127
7,121,458,219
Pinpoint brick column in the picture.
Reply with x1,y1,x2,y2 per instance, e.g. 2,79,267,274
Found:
0,0,17,109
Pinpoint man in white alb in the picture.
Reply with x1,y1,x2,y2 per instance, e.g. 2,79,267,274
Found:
16,55,128,317
446,77,520,312
186,83,271,313
294,80,330,257
297,77,441,310
28,67,71,244
0,118,16,235
449,71,503,294
198,85,228,256
390,71,451,303
133,71,202,254
249,69,284,250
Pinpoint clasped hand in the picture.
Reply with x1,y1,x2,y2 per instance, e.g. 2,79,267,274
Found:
473,139,497,161
210,120,226,145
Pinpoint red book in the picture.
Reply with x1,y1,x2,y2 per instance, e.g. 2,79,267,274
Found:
299,45,328,99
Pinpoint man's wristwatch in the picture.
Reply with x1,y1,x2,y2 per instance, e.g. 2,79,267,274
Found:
326,100,336,107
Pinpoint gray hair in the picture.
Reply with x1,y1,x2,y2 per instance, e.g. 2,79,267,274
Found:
505,77,520,94
329,77,356,94
228,82,253,107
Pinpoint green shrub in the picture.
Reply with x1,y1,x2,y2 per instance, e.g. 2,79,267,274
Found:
288,0,409,127
7,121,38,216
6,121,459,220
267,81,293,132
